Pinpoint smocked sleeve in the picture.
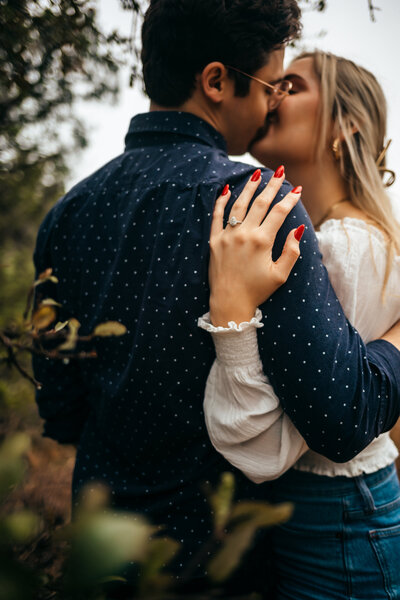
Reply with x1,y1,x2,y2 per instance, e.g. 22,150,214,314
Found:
198,310,308,483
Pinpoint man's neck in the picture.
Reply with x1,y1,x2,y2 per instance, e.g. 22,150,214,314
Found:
150,100,224,138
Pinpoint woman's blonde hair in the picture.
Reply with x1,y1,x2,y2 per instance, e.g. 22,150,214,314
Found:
296,51,400,294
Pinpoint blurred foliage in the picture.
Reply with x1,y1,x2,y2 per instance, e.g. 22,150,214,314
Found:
0,0,129,423
0,268,127,392
0,433,41,600
0,444,292,599
206,474,292,583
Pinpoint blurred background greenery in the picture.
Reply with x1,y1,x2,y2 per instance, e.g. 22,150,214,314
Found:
0,0,128,431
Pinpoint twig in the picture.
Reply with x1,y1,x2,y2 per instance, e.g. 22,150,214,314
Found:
4,344,42,388
0,330,97,388
11,343,98,361
23,283,35,321
367,0,381,22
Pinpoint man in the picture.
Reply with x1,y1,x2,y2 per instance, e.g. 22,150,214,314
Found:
33,0,400,595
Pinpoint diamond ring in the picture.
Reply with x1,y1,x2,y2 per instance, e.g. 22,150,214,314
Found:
228,216,243,227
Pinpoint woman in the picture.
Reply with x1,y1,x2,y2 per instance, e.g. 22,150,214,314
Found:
199,52,400,599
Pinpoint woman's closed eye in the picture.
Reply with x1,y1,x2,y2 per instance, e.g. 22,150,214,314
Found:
283,73,307,94
286,81,302,95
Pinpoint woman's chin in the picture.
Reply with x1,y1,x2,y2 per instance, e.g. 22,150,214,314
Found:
249,137,278,169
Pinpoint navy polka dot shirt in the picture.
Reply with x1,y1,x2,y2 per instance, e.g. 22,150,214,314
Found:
33,111,400,566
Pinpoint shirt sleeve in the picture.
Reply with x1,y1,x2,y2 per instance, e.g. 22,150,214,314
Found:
199,311,308,482
248,179,400,463
32,207,91,444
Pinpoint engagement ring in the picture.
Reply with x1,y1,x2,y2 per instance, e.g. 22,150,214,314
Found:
228,216,243,227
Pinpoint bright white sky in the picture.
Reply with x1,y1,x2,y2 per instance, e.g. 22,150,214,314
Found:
69,0,400,216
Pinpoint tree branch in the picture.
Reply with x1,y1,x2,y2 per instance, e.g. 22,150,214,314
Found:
367,0,381,22
3,342,42,389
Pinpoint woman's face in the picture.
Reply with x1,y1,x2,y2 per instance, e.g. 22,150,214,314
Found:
250,56,324,171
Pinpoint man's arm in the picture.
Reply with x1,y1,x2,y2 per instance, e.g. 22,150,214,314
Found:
253,177,400,462
32,208,91,444
33,354,91,444
214,169,400,462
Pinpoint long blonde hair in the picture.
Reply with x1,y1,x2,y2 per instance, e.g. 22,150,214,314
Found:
297,51,400,294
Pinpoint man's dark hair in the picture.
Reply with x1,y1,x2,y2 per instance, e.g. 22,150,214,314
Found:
141,0,301,107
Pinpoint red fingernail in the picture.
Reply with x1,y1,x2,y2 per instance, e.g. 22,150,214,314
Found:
294,224,305,241
292,185,302,194
251,169,261,182
274,165,284,178
222,184,229,196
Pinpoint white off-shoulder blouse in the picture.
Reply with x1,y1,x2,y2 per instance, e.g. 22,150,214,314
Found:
198,218,400,481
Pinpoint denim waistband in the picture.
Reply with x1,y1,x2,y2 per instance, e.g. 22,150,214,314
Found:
273,463,396,496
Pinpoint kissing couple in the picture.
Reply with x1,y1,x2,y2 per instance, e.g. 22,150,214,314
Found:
33,1,400,598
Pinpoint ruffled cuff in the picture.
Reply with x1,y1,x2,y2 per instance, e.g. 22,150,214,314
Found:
198,309,263,367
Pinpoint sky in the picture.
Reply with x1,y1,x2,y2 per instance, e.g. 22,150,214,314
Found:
68,0,400,216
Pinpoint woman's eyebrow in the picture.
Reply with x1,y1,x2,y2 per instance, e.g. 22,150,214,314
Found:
283,73,305,83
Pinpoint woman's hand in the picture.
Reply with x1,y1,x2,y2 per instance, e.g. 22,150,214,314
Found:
209,167,304,327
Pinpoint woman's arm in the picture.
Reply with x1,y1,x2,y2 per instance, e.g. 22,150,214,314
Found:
199,310,308,482
206,167,400,462
201,172,307,480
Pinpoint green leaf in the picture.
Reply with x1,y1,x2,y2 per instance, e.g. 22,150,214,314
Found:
57,318,81,351
33,269,59,287
138,537,179,593
41,298,62,307
54,320,69,332
208,472,235,535
64,511,155,589
0,434,30,499
31,305,57,330
98,575,127,584
93,321,127,337
208,501,293,583
0,434,31,460
208,520,258,583
230,501,293,525
1,511,40,544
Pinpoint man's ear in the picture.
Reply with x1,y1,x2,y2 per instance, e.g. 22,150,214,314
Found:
199,62,229,104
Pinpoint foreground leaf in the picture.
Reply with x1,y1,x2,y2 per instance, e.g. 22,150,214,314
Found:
0,434,30,499
54,321,69,332
208,501,293,582
31,305,57,331
34,269,59,287
138,537,180,594
1,511,40,544
57,318,81,351
208,472,235,535
93,321,127,337
40,298,62,307
64,511,155,590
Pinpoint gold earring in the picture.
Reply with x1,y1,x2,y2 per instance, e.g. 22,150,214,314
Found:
332,138,341,161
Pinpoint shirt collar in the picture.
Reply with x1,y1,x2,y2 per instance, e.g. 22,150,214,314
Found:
124,111,227,153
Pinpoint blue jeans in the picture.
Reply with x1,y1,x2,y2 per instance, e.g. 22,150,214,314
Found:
269,463,400,599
